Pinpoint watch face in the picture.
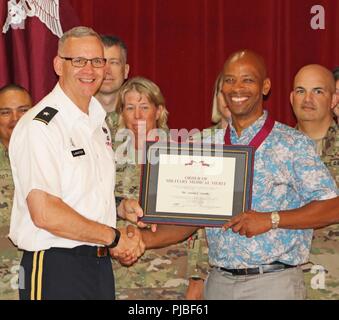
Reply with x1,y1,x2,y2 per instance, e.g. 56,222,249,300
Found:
271,212,280,229
271,212,280,228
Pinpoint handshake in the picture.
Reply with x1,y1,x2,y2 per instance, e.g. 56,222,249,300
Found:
109,198,150,265
109,225,145,265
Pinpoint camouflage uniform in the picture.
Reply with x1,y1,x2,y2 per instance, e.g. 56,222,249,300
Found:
105,111,119,143
302,122,339,299
0,142,21,300
186,228,209,281
112,138,209,300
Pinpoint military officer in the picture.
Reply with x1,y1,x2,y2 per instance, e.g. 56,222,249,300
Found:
0,84,32,300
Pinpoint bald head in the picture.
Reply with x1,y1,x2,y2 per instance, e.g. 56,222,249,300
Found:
291,64,336,125
221,50,271,128
224,50,268,80
294,64,335,94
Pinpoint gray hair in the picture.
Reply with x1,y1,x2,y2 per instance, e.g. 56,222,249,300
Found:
58,26,101,54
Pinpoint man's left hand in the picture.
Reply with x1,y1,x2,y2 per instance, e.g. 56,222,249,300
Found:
117,198,157,231
117,199,145,227
222,211,272,237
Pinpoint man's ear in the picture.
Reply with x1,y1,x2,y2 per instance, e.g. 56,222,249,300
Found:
54,56,62,76
290,91,294,107
330,93,337,109
262,78,271,96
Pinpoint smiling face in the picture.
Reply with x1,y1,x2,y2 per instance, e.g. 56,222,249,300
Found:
221,52,271,124
54,36,104,110
0,88,32,148
291,65,335,123
122,90,161,139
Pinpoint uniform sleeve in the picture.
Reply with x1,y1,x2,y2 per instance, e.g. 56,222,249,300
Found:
186,229,210,280
12,121,62,199
321,127,339,188
292,135,338,202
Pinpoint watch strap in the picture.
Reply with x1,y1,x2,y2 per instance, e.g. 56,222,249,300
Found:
106,227,121,248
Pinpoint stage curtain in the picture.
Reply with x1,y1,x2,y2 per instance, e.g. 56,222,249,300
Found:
58,1,339,128
0,1,80,104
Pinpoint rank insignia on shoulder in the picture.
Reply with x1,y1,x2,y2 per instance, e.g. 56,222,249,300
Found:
33,107,58,125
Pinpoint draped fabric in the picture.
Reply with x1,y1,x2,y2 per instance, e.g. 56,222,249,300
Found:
0,1,80,104
68,0,339,129
2,1,338,129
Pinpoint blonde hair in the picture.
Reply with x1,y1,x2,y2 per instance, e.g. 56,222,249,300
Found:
116,77,169,130
211,73,225,123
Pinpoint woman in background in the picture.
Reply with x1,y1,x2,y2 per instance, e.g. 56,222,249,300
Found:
112,76,207,300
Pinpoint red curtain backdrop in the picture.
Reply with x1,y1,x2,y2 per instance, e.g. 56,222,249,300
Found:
67,0,339,130
2,1,337,129
0,1,80,104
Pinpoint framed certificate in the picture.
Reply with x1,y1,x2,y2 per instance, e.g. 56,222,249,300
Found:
139,141,254,227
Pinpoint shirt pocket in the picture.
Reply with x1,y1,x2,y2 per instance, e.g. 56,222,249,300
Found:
61,147,94,195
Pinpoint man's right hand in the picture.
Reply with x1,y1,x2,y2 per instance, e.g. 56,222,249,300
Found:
109,225,145,265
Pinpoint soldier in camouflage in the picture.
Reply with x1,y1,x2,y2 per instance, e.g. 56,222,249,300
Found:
0,84,32,300
112,76,209,299
95,35,130,141
291,64,339,299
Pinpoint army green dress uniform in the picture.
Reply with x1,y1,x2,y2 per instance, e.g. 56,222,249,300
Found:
303,121,339,299
0,142,21,300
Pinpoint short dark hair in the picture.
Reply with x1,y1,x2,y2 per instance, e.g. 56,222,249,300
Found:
0,83,29,95
100,35,128,63
333,67,339,82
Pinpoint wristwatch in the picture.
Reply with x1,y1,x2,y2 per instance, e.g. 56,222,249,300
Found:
106,227,121,248
271,211,280,229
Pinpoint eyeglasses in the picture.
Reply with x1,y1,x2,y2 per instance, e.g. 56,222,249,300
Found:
59,56,107,68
